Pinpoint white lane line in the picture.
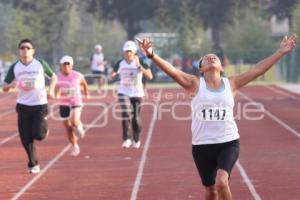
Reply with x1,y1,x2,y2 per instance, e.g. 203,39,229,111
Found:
0,109,14,118
11,145,71,200
236,90,300,200
0,94,14,102
130,89,162,200
0,132,18,146
0,107,60,147
264,85,300,102
11,103,114,200
238,91,300,139
236,161,262,200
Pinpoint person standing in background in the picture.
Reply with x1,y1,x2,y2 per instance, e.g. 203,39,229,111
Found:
90,44,106,93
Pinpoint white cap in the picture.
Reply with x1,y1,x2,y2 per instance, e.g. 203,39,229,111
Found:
60,55,73,65
95,44,102,50
123,40,137,52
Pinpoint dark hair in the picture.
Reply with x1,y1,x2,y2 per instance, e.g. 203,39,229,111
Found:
198,56,225,77
198,57,203,69
18,38,34,48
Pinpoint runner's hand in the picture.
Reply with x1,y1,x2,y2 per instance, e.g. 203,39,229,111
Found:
48,90,56,99
279,34,297,54
139,38,154,58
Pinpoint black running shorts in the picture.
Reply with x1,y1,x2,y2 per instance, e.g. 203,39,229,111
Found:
192,139,240,186
16,103,49,141
59,105,81,118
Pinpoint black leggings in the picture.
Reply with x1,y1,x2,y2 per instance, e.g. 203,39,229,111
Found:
118,94,142,142
16,103,49,168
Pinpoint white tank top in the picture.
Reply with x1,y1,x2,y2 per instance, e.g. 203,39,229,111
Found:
191,77,239,145
91,53,105,72
117,59,144,97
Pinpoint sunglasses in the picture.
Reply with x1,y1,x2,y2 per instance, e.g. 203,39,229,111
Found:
19,46,32,50
62,62,71,65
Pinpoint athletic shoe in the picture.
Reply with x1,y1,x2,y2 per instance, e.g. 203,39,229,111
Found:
70,144,80,156
75,124,85,139
29,165,40,174
133,141,141,149
122,139,132,148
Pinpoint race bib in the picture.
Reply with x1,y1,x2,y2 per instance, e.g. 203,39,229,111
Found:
60,88,76,98
121,77,138,87
19,78,36,91
198,107,230,121
121,69,139,87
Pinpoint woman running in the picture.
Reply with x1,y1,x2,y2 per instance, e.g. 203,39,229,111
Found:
138,34,297,199
55,55,89,156
112,40,153,149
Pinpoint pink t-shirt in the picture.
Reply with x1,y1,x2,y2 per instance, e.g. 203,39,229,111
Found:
57,70,83,106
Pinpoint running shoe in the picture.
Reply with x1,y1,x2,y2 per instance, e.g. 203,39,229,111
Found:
70,144,80,156
28,165,40,174
75,124,85,139
133,141,141,149
122,139,132,148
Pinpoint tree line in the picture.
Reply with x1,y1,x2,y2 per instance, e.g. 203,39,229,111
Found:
0,0,299,68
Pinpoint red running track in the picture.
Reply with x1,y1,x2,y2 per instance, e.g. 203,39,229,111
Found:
0,85,299,200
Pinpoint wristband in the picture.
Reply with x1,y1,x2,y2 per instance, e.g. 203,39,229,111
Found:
147,50,154,59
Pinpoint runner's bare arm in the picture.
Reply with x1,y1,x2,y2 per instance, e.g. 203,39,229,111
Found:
80,76,90,98
230,34,297,93
48,74,57,99
2,82,16,92
135,56,153,80
139,38,199,94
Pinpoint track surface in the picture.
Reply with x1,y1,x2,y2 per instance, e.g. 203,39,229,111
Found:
0,85,300,200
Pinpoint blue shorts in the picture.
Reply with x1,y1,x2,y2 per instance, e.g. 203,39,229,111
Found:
92,70,104,77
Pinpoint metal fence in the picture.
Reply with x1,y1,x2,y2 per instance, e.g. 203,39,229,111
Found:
278,47,300,83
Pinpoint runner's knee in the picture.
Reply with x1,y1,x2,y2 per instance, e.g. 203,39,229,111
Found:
215,169,229,190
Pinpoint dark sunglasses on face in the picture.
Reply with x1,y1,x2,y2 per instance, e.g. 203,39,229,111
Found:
19,46,32,50
62,62,70,65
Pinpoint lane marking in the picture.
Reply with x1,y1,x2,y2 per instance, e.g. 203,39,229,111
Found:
0,132,18,146
264,86,300,102
236,161,262,200
0,109,14,118
238,91,300,139
11,145,71,200
0,94,14,102
0,107,60,147
130,89,162,200
11,103,114,200
236,90,300,200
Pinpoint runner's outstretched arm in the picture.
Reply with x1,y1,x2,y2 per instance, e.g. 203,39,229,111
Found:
139,38,199,95
230,34,297,94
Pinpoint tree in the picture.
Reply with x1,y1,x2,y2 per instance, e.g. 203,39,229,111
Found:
87,0,157,39
269,0,298,30
191,0,237,52
223,9,276,63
